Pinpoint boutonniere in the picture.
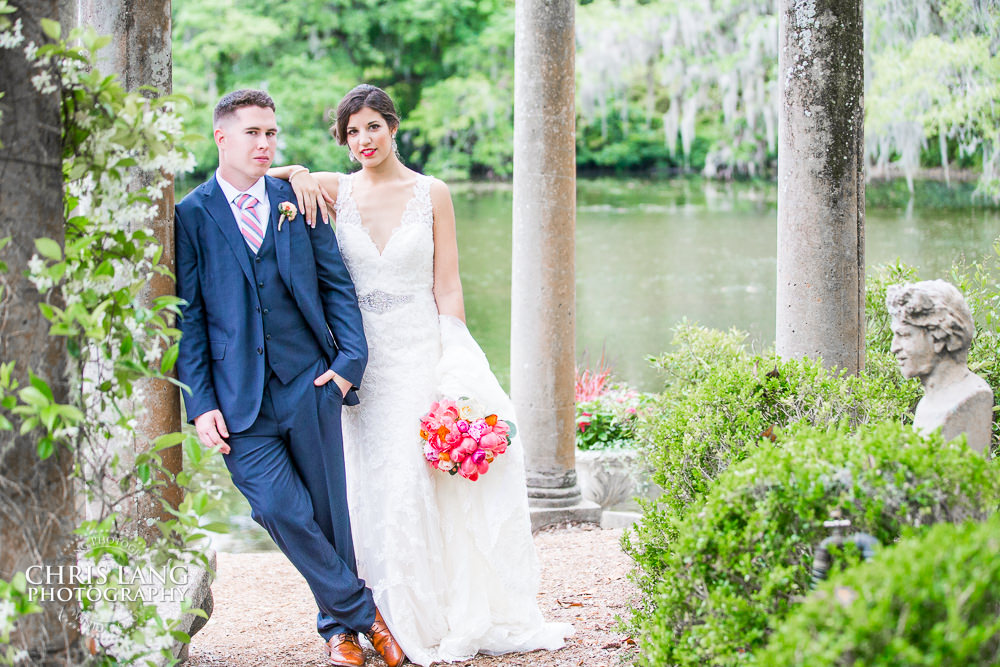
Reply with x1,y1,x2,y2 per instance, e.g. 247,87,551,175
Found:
277,201,297,231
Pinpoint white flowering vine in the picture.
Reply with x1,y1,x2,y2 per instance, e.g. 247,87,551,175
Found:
0,5,224,665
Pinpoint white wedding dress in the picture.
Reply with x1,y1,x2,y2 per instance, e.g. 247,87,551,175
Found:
333,173,572,666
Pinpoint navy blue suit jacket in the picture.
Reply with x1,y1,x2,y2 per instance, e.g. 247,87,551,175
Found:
175,175,367,433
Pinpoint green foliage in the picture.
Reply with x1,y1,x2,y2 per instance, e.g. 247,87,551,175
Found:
623,256,1000,667
623,325,920,639
866,260,921,355
410,71,513,181
576,410,632,451
866,178,996,209
408,4,514,179
867,28,1000,198
577,118,683,173
169,0,1000,187
173,0,510,182
758,515,1000,666
0,15,225,663
0,573,41,665
635,421,1000,667
947,253,1000,432
638,323,919,523
576,386,646,451
868,0,1000,191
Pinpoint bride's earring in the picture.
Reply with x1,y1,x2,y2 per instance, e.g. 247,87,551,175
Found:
391,135,400,159
349,151,357,163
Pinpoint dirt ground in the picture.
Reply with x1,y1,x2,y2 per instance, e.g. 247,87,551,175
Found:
186,523,639,666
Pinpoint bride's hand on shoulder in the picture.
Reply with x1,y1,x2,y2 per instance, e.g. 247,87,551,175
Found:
291,169,340,228
269,165,340,228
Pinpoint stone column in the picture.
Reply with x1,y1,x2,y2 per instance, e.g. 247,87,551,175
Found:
776,0,865,373
512,0,600,531
0,2,84,660
75,0,183,524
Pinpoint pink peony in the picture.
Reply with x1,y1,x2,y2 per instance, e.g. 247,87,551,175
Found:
479,432,500,452
469,420,490,441
427,432,447,451
459,457,480,480
492,421,510,437
475,458,490,475
456,420,470,433
431,400,460,423
451,436,478,463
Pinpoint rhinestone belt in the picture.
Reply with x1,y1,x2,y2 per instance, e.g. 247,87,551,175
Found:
358,289,414,314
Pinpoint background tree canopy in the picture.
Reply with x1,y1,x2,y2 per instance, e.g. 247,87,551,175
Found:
173,0,1000,196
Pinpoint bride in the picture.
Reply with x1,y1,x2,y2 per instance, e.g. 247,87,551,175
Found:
270,84,572,666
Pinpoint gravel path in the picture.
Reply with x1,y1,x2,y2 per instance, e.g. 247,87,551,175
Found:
186,524,639,666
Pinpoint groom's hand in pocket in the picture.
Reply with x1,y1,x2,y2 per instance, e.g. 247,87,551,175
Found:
315,369,350,398
195,409,231,454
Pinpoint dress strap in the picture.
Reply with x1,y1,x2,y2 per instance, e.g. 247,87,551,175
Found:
335,172,362,228
335,172,354,212
412,174,434,227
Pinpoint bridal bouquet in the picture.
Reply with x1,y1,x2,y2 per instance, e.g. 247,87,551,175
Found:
419,398,515,481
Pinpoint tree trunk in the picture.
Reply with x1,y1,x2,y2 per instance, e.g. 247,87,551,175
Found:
72,0,182,534
0,1,83,660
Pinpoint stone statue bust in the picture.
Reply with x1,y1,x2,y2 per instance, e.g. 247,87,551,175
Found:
886,280,993,455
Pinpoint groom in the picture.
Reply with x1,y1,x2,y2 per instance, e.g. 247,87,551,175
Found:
175,89,404,667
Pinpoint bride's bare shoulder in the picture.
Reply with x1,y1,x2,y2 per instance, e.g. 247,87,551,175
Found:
427,176,453,207
312,171,345,197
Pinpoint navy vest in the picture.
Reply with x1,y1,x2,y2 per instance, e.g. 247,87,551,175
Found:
245,224,323,384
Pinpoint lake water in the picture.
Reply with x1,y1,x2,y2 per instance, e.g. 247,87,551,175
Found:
456,178,1000,392
200,177,1000,551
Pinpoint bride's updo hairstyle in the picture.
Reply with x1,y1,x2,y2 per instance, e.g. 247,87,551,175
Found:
331,84,401,145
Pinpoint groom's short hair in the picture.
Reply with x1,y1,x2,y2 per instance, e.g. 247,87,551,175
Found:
213,89,275,127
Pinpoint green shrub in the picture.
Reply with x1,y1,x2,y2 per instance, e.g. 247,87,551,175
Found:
576,386,647,451
624,326,920,629
866,260,920,355
758,515,1000,666
636,421,1000,667
642,325,919,517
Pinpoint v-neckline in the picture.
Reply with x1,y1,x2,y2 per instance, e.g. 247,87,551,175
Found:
349,175,422,257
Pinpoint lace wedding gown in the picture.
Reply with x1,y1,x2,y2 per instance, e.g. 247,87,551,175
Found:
333,173,572,665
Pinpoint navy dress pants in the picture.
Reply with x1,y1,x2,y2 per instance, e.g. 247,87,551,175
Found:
223,357,376,639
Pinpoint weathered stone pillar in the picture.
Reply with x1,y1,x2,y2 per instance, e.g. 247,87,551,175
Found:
75,0,183,524
776,0,865,372
0,2,84,660
512,0,600,531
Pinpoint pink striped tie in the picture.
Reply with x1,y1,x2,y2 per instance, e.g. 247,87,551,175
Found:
235,193,265,253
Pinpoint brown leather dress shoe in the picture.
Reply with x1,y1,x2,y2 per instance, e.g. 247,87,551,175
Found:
366,608,406,667
326,632,365,667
